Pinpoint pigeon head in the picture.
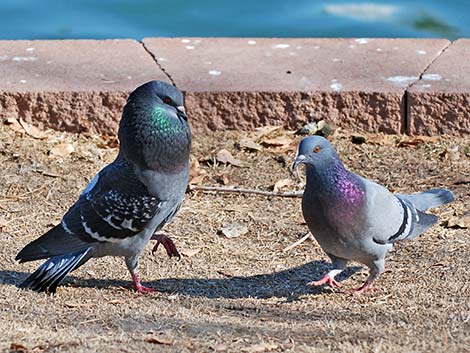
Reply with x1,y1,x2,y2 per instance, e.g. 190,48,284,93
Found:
118,80,191,172
293,136,339,171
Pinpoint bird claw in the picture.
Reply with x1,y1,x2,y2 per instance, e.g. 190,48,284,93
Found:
151,233,181,259
350,281,379,294
129,274,157,293
308,274,342,288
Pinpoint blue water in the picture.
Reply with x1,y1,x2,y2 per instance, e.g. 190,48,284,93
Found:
0,0,468,40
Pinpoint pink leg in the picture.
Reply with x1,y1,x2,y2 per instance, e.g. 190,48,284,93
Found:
131,273,156,293
308,272,342,288
351,280,380,294
151,233,180,259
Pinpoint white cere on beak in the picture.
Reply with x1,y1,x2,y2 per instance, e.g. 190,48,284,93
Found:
177,106,186,115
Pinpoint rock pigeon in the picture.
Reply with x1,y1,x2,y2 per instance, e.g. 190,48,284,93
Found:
293,136,454,293
16,80,191,293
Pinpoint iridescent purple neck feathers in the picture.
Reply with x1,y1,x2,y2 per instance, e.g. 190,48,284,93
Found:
305,157,365,207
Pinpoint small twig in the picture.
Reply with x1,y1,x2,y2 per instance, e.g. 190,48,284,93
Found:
189,185,303,198
283,232,313,252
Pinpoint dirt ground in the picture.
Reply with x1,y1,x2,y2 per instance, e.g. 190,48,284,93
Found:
0,121,469,353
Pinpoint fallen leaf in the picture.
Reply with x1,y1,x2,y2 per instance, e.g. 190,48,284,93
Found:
0,218,7,230
64,302,80,308
180,248,201,257
108,299,124,305
50,143,75,157
189,156,207,185
216,172,230,185
211,343,228,351
242,342,278,352
10,343,28,353
216,149,243,167
273,178,293,192
96,134,119,149
220,222,249,238
445,212,470,229
239,137,263,152
253,125,282,140
145,335,173,346
19,119,47,139
441,145,460,161
260,135,292,147
5,117,25,133
397,135,439,147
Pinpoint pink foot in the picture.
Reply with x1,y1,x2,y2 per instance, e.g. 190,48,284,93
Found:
351,281,379,294
308,273,342,288
130,274,156,293
151,233,180,259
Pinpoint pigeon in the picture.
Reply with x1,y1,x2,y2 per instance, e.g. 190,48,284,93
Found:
293,135,454,293
16,80,191,293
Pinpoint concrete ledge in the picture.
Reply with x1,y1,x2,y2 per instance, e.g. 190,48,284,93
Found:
0,39,165,134
143,38,448,134
408,39,470,135
0,38,468,135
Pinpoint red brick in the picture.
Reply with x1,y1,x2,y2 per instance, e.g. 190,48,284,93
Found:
408,39,470,135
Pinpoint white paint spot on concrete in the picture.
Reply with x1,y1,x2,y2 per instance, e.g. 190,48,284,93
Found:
296,45,303,50
349,45,356,49
355,38,369,44
181,39,191,43
12,56,38,61
204,61,212,65
157,57,167,62
386,76,418,87
422,73,442,81
416,50,427,55
26,47,35,52
208,70,222,76
248,40,257,45
0,55,8,61
312,45,320,49
127,76,132,80
332,58,341,62
19,79,27,83
289,52,298,56
376,48,383,52
421,84,432,88
324,4,398,20
330,79,343,91
185,45,195,50
273,44,290,49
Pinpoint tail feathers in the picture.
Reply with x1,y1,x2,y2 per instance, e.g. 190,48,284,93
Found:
406,210,438,240
19,248,92,293
16,224,92,263
400,188,455,212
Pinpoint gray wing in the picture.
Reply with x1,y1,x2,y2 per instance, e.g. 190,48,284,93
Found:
62,157,179,244
360,178,436,245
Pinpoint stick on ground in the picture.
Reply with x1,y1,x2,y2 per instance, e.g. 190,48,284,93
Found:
189,185,303,198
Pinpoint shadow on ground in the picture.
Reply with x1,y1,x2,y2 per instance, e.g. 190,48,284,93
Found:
1,261,360,300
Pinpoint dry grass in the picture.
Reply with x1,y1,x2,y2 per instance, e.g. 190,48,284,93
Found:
0,123,469,353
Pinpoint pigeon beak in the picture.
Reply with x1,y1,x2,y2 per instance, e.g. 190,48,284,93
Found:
176,106,186,115
293,154,306,169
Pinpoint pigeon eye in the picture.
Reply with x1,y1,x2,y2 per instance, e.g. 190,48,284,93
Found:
313,146,321,153
163,96,172,104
